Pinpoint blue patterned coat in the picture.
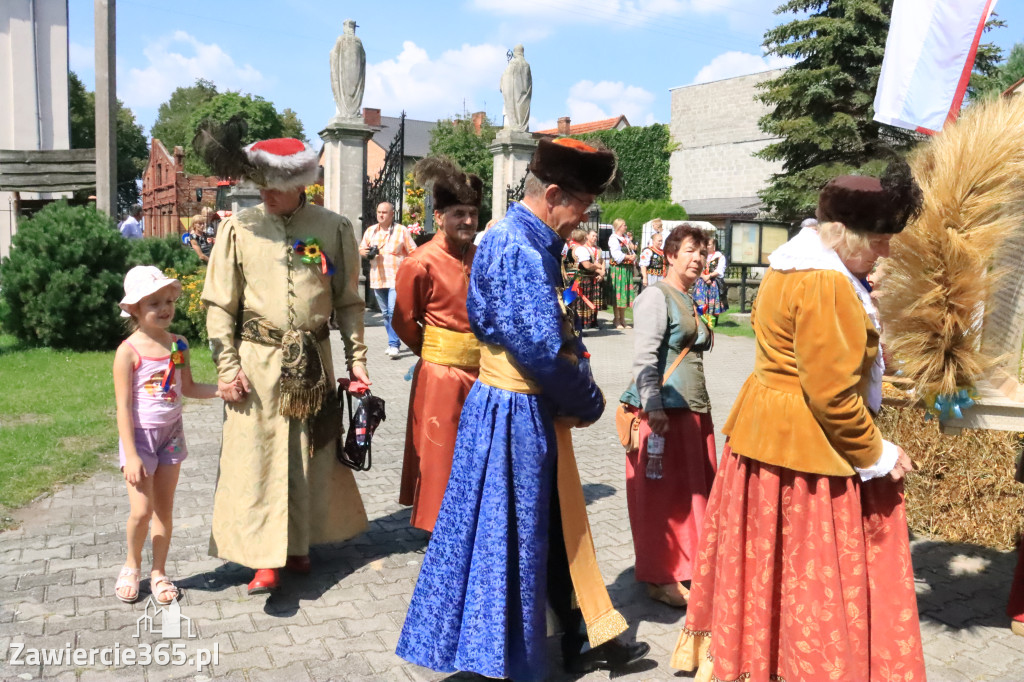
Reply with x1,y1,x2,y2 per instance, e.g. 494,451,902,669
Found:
396,202,605,680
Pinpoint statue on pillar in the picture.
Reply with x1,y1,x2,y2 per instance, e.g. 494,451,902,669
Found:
330,19,366,122
500,45,532,132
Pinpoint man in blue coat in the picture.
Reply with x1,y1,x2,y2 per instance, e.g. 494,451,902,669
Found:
397,138,649,680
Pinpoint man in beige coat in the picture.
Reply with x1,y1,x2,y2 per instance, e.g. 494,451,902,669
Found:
200,135,370,595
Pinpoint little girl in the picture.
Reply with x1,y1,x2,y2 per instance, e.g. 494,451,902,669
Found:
112,266,218,604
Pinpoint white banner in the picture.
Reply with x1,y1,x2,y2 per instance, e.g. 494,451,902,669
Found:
874,0,998,134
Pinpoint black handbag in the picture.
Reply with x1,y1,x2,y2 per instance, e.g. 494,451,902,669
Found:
336,379,386,471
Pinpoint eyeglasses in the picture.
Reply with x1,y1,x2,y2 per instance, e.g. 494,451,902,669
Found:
560,186,594,207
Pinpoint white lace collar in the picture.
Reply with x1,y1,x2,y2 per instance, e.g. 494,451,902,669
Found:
769,227,884,413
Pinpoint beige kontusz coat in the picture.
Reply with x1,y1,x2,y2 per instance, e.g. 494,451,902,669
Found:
202,200,369,569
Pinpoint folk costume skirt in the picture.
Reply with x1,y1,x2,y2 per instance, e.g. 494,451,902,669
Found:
610,263,636,307
576,275,602,329
1009,538,1024,622
626,409,717,584
693,277,726,316
672,445,926,682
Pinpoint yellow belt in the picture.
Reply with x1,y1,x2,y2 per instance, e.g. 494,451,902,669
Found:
478,343,541,394
421,325,481,368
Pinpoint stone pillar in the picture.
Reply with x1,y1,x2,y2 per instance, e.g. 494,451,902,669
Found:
227,185,261,214
94,0,117,217
319,122,373,231
489,129,537,220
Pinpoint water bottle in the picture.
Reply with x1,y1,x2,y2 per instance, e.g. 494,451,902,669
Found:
646,433,665,480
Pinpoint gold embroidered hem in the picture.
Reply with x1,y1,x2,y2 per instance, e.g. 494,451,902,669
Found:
478,343,541,394
421,325,481,368
554,421,628,648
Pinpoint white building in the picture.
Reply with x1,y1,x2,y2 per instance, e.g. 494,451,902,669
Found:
0,0,71,259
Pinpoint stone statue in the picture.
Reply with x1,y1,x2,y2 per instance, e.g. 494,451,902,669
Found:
330,19,365,122
500,45,532,132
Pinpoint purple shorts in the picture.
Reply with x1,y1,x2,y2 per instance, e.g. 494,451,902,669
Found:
119,419,188,476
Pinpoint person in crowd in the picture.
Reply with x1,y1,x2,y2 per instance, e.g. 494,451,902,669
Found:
800,216,819,231
672,160,925,681
120,205,144,239
474,217,498,246
643,217,664,248
573,229,605,330
608,218,637,329
393,157,482,534
619,224,716,608
187,214,212,263
638,231,666,289
359,201,417,357
397,138,649,680
692,236,727,327
198,132,370,596
112,266,219,604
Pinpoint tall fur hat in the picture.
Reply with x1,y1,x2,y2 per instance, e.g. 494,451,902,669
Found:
413,156,483,211
528,138,619,196
816,157,923,234
192,114,318,191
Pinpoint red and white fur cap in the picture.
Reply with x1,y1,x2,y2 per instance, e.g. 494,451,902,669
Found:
243,138,319,191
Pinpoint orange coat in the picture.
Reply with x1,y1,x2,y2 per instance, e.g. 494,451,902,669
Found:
723,267,883,476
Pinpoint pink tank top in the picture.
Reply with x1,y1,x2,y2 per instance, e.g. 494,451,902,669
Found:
124,340,183,427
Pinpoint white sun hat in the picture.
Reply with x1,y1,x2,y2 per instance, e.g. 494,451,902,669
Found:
119,265,182,317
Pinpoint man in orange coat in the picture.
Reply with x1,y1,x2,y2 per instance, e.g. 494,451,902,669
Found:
393,157,482,532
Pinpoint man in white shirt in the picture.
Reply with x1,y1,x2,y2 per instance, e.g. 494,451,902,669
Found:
120,206,144,239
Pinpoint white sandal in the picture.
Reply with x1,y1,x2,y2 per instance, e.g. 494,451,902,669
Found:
151,574,179,605
114,566,141,603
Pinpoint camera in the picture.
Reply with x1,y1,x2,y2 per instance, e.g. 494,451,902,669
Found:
365,245,380,259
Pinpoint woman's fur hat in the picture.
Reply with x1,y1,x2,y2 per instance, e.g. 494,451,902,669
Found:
414,156,483,211
528,138,619,197
816,157,923,234
192,115,318,191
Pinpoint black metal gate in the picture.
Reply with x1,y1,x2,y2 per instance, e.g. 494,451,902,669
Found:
506,174,526,207
361,112,405,308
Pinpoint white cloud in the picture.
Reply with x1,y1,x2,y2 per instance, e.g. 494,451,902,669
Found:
121,31,264,110
565,80,656,126
691,51,796,85
364,41,508,120
69,41,93,74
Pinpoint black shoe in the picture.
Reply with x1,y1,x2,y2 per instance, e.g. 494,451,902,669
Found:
564,638,651,674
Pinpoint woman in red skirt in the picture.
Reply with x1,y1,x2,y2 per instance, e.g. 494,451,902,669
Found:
620,224,716,607
672,161,926,682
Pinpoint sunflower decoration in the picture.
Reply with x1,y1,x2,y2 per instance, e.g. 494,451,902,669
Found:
292,238,336,275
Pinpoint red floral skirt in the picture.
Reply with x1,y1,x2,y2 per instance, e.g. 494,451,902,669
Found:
672,445,925,682
625,409,716,583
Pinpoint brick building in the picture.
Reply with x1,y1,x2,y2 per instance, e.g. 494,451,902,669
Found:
141,139,218,238
669,69,785,222
533,115,630,137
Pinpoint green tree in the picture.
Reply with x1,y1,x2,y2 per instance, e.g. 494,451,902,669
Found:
755,0,921,220
68,72,149,212
186,92,287,175
967,17,1007,99
428,114,498,220
973,41,1024,100
576,124,673,201
279,107,308,142
150,78,219,152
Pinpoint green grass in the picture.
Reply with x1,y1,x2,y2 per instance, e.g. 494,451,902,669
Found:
0,334,218,525
714,307,755,338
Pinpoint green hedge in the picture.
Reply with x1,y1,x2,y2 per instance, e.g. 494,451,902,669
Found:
598,199,687,242
576,124,674,201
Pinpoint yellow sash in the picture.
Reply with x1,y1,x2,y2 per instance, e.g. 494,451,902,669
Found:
421,326,481,368
478,343,628,647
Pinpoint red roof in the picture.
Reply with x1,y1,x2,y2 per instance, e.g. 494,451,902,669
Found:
534,115,630,136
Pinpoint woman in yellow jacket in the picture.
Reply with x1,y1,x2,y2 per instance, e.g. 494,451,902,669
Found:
672,160,926,682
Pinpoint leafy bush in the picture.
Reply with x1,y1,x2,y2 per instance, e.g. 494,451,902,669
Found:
598,199,687,242
164,266,208,343
576,124,675,201
0,201,129,350
127,234,202,277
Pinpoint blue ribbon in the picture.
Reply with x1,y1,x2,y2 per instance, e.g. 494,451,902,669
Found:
926,389,976,421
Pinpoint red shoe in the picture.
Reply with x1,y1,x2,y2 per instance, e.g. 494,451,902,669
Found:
285,555,311,574
247,568,279,595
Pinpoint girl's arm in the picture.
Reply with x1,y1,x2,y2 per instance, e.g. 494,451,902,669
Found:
113,343,146,484
177,338,220,399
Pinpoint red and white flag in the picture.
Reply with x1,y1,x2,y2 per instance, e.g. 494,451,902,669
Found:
874,0,998,134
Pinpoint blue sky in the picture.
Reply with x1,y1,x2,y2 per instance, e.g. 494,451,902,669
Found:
68,0,1024,146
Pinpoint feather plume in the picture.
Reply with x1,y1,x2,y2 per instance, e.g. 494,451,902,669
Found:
191,114,258,182
880,95,1024,399
413,156,460,188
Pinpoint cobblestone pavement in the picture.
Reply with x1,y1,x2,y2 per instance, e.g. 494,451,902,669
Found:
1,310,1022,681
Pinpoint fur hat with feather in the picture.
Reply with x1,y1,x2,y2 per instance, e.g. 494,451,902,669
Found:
192,114,317,191
414,156,483,211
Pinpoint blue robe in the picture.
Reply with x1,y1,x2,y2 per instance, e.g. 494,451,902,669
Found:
396,202,605,681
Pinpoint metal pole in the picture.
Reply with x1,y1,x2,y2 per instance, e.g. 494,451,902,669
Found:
94,0,117,216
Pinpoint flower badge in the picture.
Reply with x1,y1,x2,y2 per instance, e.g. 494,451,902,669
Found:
293,239,336,275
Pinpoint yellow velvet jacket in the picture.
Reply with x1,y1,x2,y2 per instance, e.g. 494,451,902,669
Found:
723,267,884,476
